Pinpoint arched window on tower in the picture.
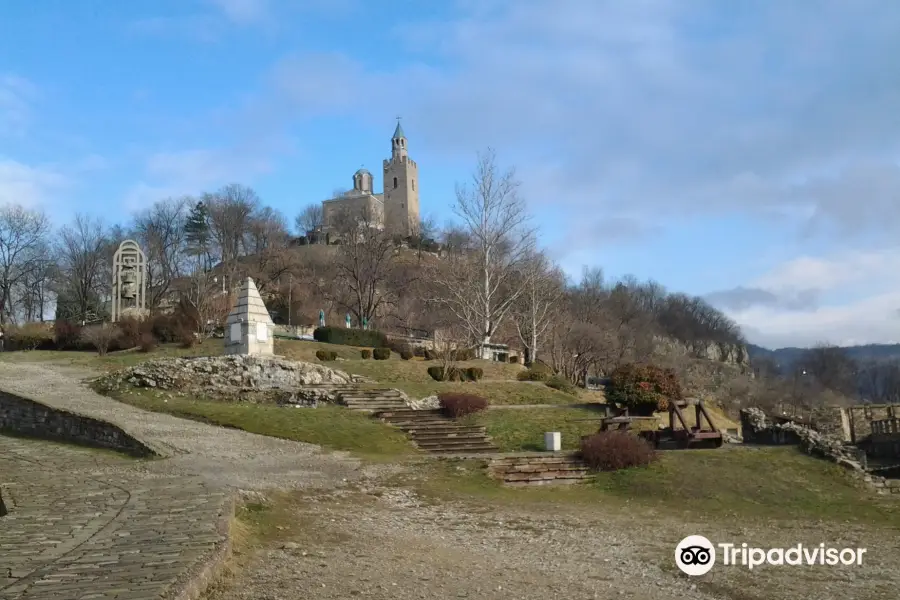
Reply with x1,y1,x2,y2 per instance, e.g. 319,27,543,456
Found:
393,177,398,189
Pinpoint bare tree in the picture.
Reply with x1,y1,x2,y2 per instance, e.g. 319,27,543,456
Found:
511,251,564,364
54,214,109,323
205,184,260,273
295,203,324,236
430,149,536,348
132,197,190,309
0,205,51,324
796,343,859,397
327,205,409,326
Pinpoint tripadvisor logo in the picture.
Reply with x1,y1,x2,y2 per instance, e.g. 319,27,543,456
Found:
675,535,867,575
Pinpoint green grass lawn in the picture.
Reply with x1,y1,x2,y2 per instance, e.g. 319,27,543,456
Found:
464,407,608,451
103,387,417,461
3,338,587,405
406,445,900,525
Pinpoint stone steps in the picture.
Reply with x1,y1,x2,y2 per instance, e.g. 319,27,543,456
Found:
375,409,498,455
294,384,411,412
487,454,593,486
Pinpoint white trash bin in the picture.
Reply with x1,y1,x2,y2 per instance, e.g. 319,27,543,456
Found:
544,431,561,452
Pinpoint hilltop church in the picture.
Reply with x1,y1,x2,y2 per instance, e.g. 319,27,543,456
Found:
321,122,421,238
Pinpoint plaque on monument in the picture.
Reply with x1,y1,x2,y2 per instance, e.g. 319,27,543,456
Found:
230,323,241,342
256,322,268,342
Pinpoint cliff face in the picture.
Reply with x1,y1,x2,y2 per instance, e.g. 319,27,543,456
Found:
652,336,750,370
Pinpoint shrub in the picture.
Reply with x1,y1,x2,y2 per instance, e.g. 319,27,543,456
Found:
517,369,549,382
465,367,484,381
385,338,412,356
525,360,553,375
360,349,372,359
313,326,387,348
80,323,118,356
150,314,183,343
455,347,475,361
509,355,518,363
7,323,54,351
546,375,577,394
438,392,489,418
427,365,470,381
373,347,391,360
423,348,435,361
53,320,82,350
316,349,337,361
138,332,157,353
399,348,414,360
580,431,658,471
177,328,197,349
606,363,682,415
413,346,426,358
116,316,144,349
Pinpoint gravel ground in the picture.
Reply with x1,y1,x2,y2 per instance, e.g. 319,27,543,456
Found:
3,361,899,600
210,484,900,600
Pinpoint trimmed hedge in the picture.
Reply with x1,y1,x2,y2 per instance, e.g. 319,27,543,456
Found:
373,347,391,360
313,326,388,348
316,349,338,361
427,365,483,382
360,349,372,359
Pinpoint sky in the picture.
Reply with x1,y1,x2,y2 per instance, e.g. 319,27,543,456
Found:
2,0,900,350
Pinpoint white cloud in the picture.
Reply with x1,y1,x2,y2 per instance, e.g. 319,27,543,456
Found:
262,0,900,242
0,74,38,138
719,248,900,348
125,148,273,211
0,159,68,208
206,0,270,24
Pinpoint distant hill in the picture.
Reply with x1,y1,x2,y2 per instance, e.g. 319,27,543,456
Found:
747,343,900,369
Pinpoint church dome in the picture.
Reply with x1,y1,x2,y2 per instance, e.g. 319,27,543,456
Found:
354,168,372,176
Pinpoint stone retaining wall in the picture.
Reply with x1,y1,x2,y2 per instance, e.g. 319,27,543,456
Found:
0,390,158,457
487,453,591,486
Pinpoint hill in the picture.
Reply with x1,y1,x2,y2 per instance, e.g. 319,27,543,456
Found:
748,342,900,369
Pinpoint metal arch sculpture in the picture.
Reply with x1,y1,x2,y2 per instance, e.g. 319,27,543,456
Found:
111,239,147,323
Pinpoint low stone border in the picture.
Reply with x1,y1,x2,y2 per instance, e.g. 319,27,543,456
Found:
0,389,163,457
171,493,237,600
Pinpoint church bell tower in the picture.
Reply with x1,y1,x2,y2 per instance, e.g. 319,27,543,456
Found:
383,120,420,238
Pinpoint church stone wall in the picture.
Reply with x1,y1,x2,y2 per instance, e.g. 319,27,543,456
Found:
322,194,383,230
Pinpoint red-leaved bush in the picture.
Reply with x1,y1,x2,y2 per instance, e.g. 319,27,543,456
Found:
438,392,489,418
606,363,683,415
580,431,658,471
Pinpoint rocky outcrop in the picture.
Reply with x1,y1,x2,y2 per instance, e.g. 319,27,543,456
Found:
95,355,355,400
407,395,440,410
653,336,749,368
740,407,866,471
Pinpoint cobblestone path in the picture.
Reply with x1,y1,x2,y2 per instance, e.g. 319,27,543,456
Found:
0,436,230,600
0,362,385,600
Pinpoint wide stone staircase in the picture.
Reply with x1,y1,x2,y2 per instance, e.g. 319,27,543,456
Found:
293,383,409,412
487,453,592,486
376,409,499,454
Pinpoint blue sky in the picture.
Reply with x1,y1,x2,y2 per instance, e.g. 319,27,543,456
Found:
3,0,900,348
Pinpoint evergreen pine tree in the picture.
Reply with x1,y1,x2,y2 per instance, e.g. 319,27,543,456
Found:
184,200,211,270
